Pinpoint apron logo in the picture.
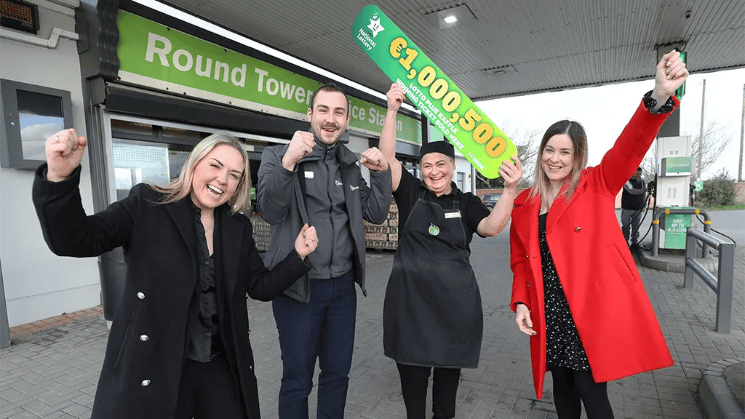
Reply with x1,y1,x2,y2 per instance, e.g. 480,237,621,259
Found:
350,185,359,191
335,180,343,186
428,223,440,236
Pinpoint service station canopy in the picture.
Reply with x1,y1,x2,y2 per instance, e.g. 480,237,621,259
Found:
160,0,744,101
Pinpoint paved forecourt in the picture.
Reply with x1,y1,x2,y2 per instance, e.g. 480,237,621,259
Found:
1,233,743,418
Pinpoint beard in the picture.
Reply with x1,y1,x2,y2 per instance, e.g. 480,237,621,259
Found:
311,121,345,145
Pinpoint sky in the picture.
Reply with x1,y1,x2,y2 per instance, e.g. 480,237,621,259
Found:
477,68,745,181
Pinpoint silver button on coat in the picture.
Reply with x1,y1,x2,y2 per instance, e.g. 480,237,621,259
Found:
137,292,145,299
141,380,150,387
140,335,149,341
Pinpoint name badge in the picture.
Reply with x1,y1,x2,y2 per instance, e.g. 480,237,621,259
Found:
445,212,461,219
304,171,314,179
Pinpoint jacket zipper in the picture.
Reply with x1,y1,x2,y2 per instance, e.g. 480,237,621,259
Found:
324,148,335,278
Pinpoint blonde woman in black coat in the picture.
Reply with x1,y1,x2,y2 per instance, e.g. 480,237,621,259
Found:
33,129,318,419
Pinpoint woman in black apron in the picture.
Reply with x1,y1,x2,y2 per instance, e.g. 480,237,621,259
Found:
377,83,523,419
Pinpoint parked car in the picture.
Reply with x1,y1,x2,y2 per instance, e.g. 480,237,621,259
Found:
481,193,502,209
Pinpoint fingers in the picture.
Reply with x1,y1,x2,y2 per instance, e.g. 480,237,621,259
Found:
511,155,523,171
284,131,316,170
291,131,316,155
387,83,405,111
499,156,523,186
515,305,537,336
657,50,688,82
360,147,389,172
46,128,86,158
303,226,318,251
303,226,317,243
662,50,687,80
295,224,318,258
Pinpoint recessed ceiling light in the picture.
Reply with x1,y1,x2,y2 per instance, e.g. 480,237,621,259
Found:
443,15,458,24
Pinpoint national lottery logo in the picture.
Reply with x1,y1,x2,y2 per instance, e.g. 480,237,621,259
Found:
357,13,384,51
368,14,384,37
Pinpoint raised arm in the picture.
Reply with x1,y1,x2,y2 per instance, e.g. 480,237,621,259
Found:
597,50,688,194
477,156,523,237
379,83,406,191
33,129,138,257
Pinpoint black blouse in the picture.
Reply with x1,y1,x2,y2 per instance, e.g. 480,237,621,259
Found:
185,198,222,362
539,213,590,371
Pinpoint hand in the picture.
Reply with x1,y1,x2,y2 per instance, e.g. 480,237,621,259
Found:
386,83,405,113
45,128,87,182
515,303,536,336
282,131,316,170
294,223,317,259
360,147,389,172
499,156,523,190
652,50,689,101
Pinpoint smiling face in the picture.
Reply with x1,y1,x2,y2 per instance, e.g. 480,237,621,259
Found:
541,134,575,187
420,152,455,196
189,144,245,211
308,90,350,145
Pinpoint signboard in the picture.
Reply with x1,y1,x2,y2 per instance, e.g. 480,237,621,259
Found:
351,4,517,179
663,211,692,249
660,156,692,176
116,11,421,144
694,180,703,191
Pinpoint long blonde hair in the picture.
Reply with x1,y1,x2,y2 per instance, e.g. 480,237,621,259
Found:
149,132,251,214
529,120,588,210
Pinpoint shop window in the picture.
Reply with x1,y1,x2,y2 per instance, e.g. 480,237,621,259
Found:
112,138,192,200
0,79,73,169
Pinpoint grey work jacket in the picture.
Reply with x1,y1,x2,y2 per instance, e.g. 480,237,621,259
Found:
257,141,392,302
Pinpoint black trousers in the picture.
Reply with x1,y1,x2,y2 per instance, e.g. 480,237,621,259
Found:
174,354,247,419
396,363,460,419
549,365,614,419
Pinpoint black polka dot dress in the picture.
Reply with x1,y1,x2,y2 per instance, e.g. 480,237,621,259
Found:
539,213,590,371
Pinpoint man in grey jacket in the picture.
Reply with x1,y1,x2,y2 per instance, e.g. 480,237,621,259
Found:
257,83,392,419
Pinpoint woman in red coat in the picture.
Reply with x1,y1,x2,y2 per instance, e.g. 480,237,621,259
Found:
510,50,688,418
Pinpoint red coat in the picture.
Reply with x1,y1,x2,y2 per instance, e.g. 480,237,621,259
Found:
510,98,676,399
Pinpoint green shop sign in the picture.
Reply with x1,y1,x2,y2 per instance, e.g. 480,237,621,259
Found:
116,11,421,143
661,157,692,176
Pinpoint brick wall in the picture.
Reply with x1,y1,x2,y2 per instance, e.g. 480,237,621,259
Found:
736,182,745,204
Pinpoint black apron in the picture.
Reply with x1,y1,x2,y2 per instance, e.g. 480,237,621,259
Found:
383,188,483,368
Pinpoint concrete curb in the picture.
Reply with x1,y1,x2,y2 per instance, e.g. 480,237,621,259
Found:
698,358,745,419
636,247,718,273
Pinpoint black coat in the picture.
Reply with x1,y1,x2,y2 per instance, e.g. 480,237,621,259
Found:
32,165,310,419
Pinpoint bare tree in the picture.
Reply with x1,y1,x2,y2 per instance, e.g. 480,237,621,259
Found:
688,121,734,179
638,120,733,182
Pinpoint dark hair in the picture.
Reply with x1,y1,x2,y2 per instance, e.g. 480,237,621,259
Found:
529,120,588,209
309,83,350,115
637,167,643,171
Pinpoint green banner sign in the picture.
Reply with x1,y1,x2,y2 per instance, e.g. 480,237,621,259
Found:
351,4,517,178
116,11,420,143
662,157,692,175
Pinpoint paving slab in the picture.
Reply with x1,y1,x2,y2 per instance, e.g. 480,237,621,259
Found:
1,235,743,418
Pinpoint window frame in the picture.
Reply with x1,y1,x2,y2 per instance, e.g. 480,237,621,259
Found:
0,79,73,169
